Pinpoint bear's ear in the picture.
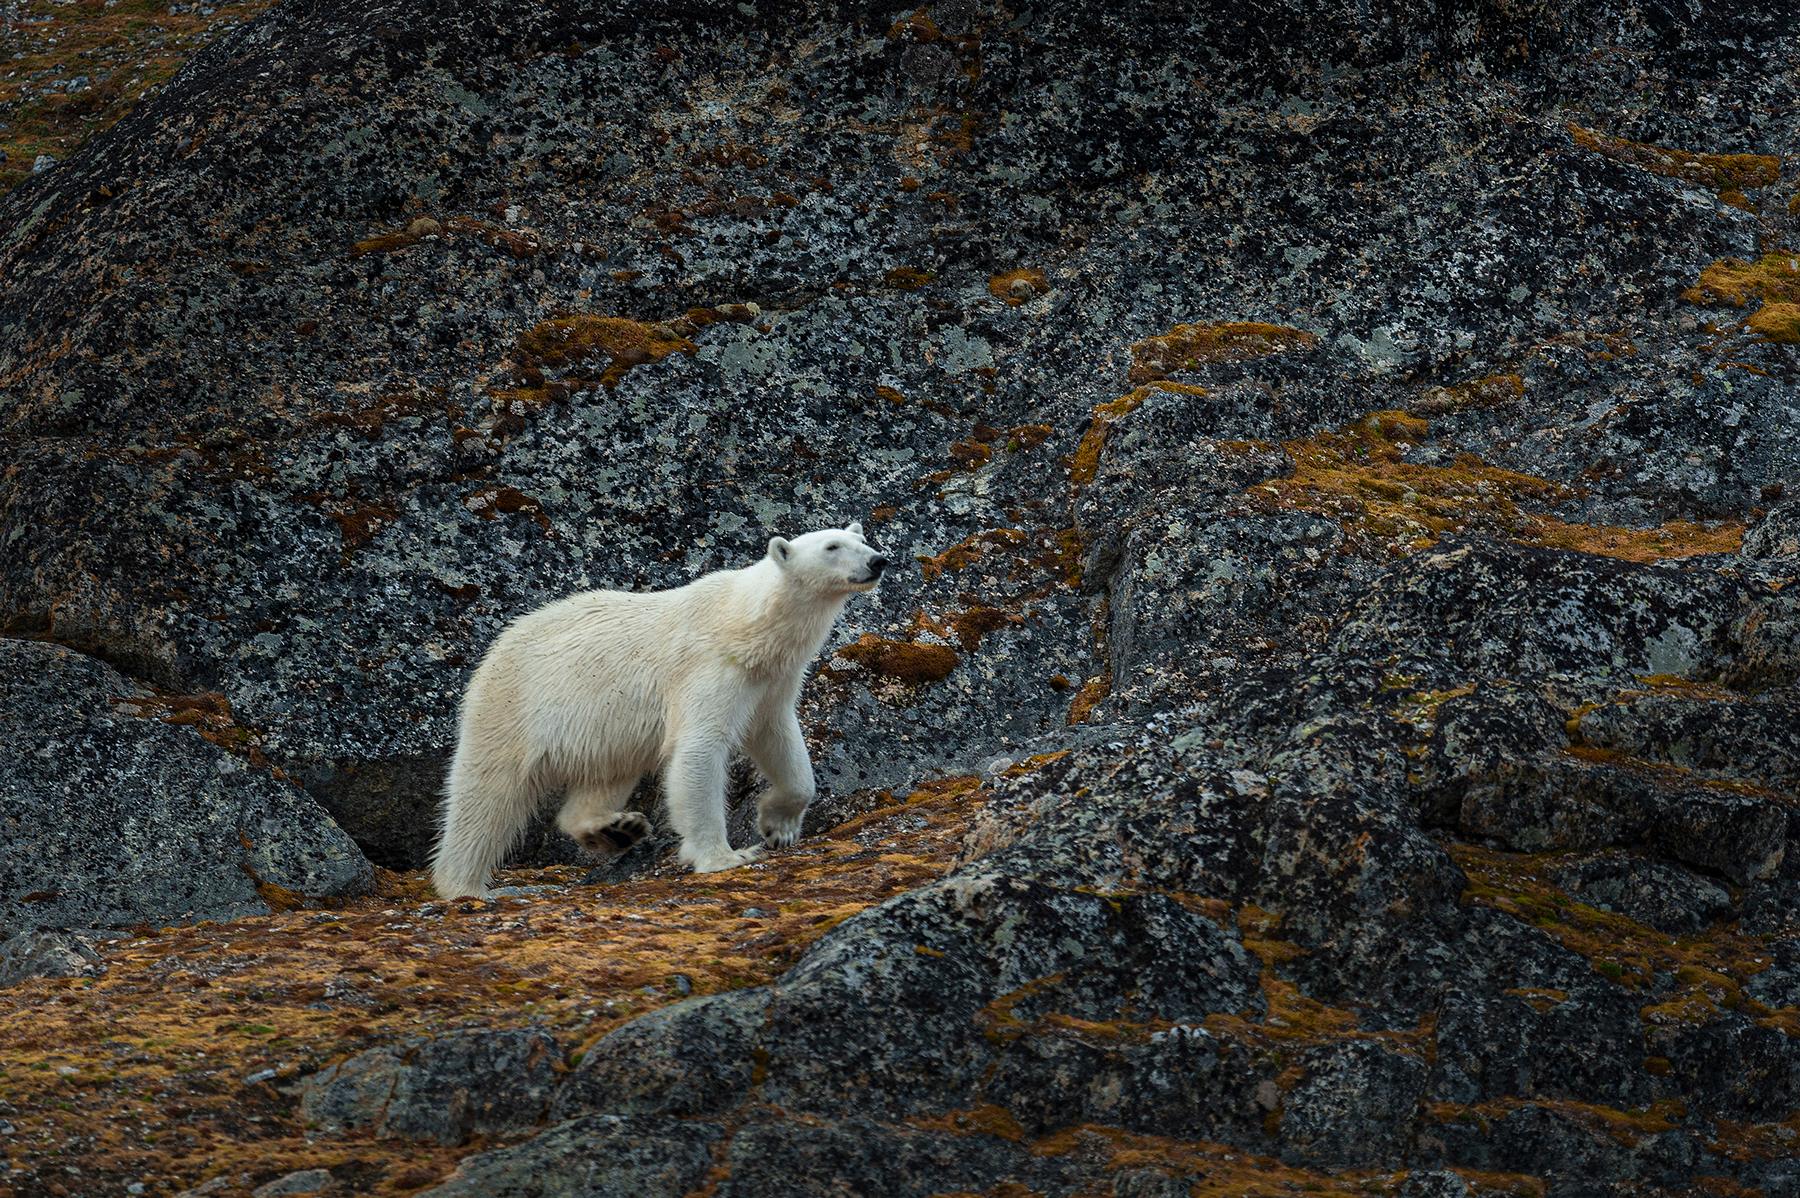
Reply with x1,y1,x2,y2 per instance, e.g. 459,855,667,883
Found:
846,521,864,538
768,536,792,565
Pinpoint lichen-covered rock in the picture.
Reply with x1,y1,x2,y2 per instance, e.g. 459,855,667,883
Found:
0,639,372,933
414,1113,722,1197
0,930,107,986
297,1027,562,1145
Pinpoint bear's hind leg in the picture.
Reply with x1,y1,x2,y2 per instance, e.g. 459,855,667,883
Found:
745,709,815,849
433,763,543,899
558,779,651,856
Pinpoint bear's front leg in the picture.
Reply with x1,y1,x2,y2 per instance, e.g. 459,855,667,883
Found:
664,736,764,873
745,708,815,849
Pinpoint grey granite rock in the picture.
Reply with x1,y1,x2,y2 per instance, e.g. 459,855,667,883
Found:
296,1027,563,1145
0,639,372,932
0,929,107,986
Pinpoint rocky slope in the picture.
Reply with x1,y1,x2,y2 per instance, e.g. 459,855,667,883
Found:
1,0,1798,1193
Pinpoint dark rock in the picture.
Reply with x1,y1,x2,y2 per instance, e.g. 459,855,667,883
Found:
1743,500,1800,560
1652,789,1787,885
0,930,107,986
414,1113,721,1197
1577,690,1800,797
296,1027,562,1145
0,639,372,933
1273,1040,1427,1169
1547,851,1735,934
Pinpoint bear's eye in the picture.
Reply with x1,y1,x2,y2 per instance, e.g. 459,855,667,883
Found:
826,543,840,551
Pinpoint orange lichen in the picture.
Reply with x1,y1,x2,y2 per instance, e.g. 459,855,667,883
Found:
1128,322,1319,384
834,634,959,685
988,268,1048,305
1568,125,1779,209
113,691,272,770
0,787,989,1194
1067,675,1111,724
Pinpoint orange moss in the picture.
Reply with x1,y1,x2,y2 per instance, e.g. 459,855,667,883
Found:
1747,302,1800,343
0,787,990,1194
908,1105,1028,1141
1407,373,1524,417
1443,1169,1545,1198
1682,253,1800,308
514,314,696,389
114,690,274,770
989,268,1048,305
916,528,1028,580
945,606,1021,651
834,634,959,685
1247,409,1739,564
1251,410,1569,557
0,0,278,198
1128,322,1319,384
463,486,551,531
351,214,540,261
1568,125,1779,205
1025,1125,1381,1198
1070,381,1208,487
885,267,937,290
315,386,453,442
1067,675,1111,724
1526,516,1744,561
1451,843,1787,1033
1706,1111,1800,1163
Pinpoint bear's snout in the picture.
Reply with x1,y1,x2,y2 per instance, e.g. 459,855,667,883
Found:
867,556,888,576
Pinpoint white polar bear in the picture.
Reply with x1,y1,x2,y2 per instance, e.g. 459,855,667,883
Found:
431,522,887,897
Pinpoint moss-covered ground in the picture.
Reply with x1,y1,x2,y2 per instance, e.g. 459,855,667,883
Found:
0,0,273,195
0,784,985,1195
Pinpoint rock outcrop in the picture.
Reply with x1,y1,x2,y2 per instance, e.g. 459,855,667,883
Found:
0,640,373,936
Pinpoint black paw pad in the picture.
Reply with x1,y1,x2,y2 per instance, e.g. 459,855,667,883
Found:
600,813,650,851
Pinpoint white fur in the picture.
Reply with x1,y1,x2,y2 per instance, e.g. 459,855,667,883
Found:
431,523,885,897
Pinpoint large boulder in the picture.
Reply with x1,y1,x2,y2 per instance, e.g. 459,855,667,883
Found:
0,639,372,934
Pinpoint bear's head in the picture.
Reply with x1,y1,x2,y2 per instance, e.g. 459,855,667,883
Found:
768,522,888,595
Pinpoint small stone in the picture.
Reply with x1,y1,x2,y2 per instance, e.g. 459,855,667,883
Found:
32,153,57,173
1008,277,1035,299
252,1169,333,1197
406,216,441,236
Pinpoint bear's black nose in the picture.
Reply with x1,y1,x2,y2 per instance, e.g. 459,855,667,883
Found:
868,556,888,575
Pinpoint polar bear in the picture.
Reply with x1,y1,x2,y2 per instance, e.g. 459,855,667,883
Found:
431,523,887,897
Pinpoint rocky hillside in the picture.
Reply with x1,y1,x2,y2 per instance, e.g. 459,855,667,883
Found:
0,0,1797,1192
